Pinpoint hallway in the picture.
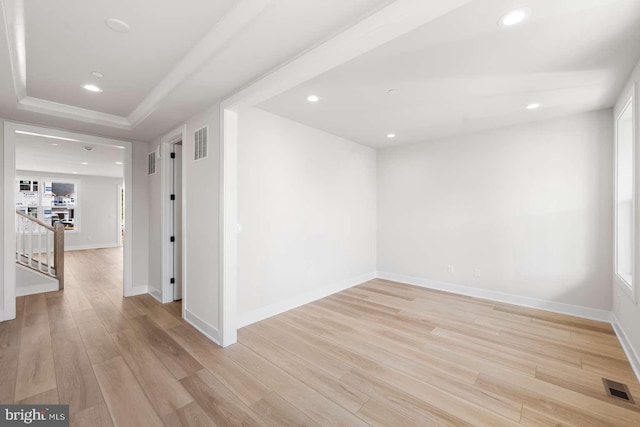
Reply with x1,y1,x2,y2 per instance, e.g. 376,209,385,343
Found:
0,248,203,426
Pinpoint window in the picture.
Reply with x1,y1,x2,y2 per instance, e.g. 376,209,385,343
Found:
51,182,77,231
16,176,79,232
616,97,634,292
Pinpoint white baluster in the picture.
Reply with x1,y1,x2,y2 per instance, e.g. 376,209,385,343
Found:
47,229,52,275
19,217,24,263
28,218,33,266
15,216,19,262
23,218,27,263
38,225,42,272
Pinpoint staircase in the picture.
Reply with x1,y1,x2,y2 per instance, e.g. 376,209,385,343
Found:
16,210,64,290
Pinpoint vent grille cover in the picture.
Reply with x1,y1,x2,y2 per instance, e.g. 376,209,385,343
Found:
194,126,208,161
148,152,156,175
603,378,634,403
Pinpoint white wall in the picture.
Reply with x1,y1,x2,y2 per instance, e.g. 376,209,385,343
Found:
613,58,640,374
16,170,122,250
237,108,377,327
147,142,163,300
131,141,150,291
181,104,222,341
1,119,5,318
378,110,614,311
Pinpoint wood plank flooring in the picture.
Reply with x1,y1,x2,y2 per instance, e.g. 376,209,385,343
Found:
1,248,639,426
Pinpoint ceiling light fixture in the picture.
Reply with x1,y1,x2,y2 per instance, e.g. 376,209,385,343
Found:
83,84,103,93
81,162,89,165
499,8,531,27
387,133,396,139
106,18,131,33
15,130,81,142
115,161,123,165
83,146,95,152
388,89,398,95
91,71,104,78
51,143,58,146
526,103,540,110
72,172,78,175
307,95,320,103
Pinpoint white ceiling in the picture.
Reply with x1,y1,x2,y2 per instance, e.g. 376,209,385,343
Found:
258,0,640,148
25,0,237,117
0,0,393,142
16,133,124,178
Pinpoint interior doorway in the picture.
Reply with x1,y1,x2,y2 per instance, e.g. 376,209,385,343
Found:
2,122,136,321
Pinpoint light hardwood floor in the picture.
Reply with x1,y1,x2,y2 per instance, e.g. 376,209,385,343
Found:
1,248,639,426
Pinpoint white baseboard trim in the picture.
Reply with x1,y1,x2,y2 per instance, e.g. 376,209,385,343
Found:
237,271,378,329
65,243,122,252
611,314,640,383
16,282,59,297
376,271,613,323
149,289,162,303
184,309,220,345
124,285,148,297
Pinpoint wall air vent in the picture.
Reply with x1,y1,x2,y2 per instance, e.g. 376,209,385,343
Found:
194,126,208,161
603,378,634,403
148,151,156,175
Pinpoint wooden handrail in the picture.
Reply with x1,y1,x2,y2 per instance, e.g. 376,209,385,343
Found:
15,210,55,231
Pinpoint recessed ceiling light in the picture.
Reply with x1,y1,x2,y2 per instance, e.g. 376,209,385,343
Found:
72,172,78,175
15,130,81,142
115,161,123,165
83,146,95,152
526,103,540,110
307,95,320,103
51,143,58,146
106,18,130,33
387,133,396,139
388,89,398,95
91,71,104,78
81,162,89,165
499,8,531,27
83,84,103,93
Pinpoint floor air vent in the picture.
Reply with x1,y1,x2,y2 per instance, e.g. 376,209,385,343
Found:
603,378,634,403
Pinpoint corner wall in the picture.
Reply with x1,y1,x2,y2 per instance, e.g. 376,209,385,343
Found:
147,140,163,301
236,108,377,327
132,141,150,291
377,111,614,314
181,104,222,341
613,58,640,376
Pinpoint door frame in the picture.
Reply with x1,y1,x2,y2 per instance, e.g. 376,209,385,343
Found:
2,121,136,321
160,126,187,305
116,183,124,246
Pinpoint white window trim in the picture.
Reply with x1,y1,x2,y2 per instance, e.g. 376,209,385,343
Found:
614,91,637,302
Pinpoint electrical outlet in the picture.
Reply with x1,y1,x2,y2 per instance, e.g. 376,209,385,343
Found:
474,268,481,278
447,265,454,274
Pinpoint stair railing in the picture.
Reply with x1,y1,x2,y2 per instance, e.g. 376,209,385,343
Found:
15,210,65,289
